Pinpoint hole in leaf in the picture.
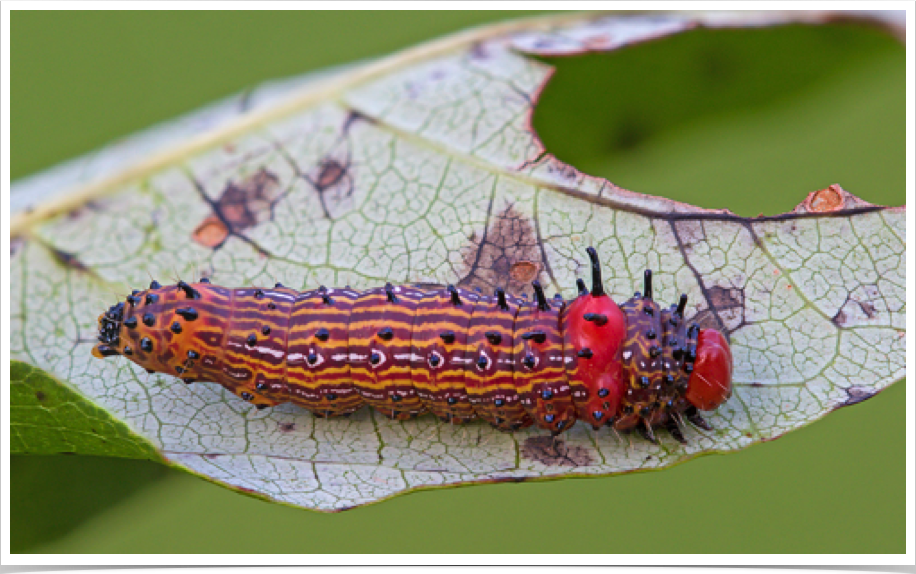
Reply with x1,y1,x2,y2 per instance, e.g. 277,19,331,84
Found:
532,23,904,216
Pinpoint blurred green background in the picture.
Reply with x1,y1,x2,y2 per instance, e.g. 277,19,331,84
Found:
11,11,905,553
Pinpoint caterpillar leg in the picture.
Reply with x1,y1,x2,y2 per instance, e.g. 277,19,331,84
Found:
635,421,659,445
684,405,712,431
665,417,687,444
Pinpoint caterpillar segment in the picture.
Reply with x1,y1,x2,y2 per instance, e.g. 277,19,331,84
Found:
514,281,576,434
93,247,733,443
349,284,427,420
465,288,532,431
286,287,362,417
562,248,628,431
410,285,478,424
218,286,297,409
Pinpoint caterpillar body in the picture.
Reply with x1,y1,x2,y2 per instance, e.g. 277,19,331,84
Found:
93,247,732,443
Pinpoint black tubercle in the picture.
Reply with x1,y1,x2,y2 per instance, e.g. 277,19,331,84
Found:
583,313,608,326
531,281,550,311
448,285,462,306
149,280,161,289
95,344,120,357
176,307,198,321
385,283,398,303
177,281,201,299
485,331,502,345
521,331,547,344
378,326,394,340
576,278,588,296
315,328,330,341
643,270,653,300
676,294,688,317
585,246,605,297
439,331,456,344
495,288,508,311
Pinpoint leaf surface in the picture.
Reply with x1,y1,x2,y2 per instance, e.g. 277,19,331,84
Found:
10,11,905,511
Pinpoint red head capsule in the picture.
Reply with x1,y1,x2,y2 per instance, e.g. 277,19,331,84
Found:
684,329,733,411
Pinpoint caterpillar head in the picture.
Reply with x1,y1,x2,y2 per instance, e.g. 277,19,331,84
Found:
91,280,205,377
92,301,126,357
685,328,733,411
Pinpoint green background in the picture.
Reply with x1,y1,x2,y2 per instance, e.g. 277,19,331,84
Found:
11,11,905,553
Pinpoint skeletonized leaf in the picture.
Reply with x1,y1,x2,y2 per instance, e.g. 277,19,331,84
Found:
10,11,905,511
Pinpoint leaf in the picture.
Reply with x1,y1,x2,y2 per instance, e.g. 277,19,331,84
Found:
10,360,162,460
10,11,905,511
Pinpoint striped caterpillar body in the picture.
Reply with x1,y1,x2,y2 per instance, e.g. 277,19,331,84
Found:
93,247,733,443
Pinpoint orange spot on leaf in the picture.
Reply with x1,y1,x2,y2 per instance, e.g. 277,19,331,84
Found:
805,184,846,213
509,261,540,283
193,216,230,249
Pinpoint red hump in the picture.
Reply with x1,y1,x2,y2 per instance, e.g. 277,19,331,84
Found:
562,292,628,429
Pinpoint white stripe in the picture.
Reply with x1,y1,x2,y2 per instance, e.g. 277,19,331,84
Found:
256,345,284,359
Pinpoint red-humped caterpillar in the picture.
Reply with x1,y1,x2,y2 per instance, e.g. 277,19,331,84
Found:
93,247,733,443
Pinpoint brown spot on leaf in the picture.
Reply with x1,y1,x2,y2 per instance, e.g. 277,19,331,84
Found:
708,285,744,311
842,386,876,407
35,391,46,402
521,436,594,467
692,285,745,335
509,261,541,284
457,204,545,295
805,184,846,213
10,237,25,257
50,247,89,272
305,153,355,220
279,422,296,433
66,199,103,221
192,217,230,249
315,159,347,191
193,168,281,249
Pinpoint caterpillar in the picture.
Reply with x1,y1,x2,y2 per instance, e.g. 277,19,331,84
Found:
93,247,732,443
